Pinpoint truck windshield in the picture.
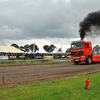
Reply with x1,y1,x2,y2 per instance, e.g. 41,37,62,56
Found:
71,42,84,49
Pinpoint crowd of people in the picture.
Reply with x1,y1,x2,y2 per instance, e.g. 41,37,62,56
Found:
0,52,69,60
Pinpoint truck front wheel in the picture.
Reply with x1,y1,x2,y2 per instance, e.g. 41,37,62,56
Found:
86,56,92,64
74,61,79,64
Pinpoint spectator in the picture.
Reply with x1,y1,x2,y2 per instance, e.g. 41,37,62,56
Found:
0,53,2,56
5,53,8,56
2,53,4,56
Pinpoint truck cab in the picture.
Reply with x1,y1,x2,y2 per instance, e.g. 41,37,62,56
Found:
71,40,93,64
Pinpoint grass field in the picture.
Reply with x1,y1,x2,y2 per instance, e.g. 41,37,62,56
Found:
0,58,70,62
0,72,100,100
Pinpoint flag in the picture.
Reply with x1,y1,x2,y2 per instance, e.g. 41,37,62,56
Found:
33,41,35,53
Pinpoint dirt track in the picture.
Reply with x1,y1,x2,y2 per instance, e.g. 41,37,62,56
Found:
0,61,100,89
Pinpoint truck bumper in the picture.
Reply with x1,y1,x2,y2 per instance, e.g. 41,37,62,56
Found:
71,56,86,62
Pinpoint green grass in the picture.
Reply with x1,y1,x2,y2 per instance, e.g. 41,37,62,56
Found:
0,72,100,100
0,58,70,62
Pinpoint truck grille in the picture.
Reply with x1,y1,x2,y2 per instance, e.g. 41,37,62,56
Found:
71,51,83,56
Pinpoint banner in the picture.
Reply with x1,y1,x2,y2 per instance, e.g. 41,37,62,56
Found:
19,56,25,59
9,56,16,60
35,56,42,59
0,56,9,60
43,56,53,59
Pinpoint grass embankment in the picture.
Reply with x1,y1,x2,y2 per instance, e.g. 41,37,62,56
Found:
0,58,70,67
0,72,100,100
0,58,70,62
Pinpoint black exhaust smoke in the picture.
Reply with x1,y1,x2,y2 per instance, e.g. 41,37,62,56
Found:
79,11,100,40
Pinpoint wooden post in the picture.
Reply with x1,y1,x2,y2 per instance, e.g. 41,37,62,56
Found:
2,75,4,90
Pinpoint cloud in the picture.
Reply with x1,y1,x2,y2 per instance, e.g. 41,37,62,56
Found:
0,0,80,40
1,0,100,51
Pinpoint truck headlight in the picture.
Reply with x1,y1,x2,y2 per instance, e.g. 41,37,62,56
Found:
82,56,85,58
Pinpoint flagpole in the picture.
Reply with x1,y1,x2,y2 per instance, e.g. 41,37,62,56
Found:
33,41,35,53
61,44,62,53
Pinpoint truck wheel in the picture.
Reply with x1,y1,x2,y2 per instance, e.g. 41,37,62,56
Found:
86,56,92,64
74,61,79,64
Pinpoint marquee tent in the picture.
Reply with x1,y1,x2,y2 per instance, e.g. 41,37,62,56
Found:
0,46,24,53
57,50,65,53
0,39,7,46
39,47,48,53
51,48,58,53
0,39,24,53
51,48,65,54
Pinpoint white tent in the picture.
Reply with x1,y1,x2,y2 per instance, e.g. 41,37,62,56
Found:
51,48,58,53
0,39,7,46
28,49,33,54
57,50,65,53
39,47,48,53
0,39,24,53
36,50,39,53
0,46,24,53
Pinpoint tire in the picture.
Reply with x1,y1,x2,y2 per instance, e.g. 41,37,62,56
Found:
86,56,92,64
74,61,79,64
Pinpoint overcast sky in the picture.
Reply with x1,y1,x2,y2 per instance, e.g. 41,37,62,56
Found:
1,0,100,51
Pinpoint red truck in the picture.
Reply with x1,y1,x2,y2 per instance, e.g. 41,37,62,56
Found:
70,40,100,64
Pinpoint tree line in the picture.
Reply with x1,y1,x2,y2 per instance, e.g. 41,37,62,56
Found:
11,43,65,53
11,43,71,53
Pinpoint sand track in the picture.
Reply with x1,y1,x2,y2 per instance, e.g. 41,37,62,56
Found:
0,61,100,89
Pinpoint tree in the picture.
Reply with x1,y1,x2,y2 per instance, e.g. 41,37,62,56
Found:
11,43,19,49
58,48,62,51
93,45,100,54
49,44,56,52
43,44,56,53
94,45,99,51
20,46,25,52
24,44,30,52
30,44,39,52
11,42,40,53
66,48,71,53
43,45,49,52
